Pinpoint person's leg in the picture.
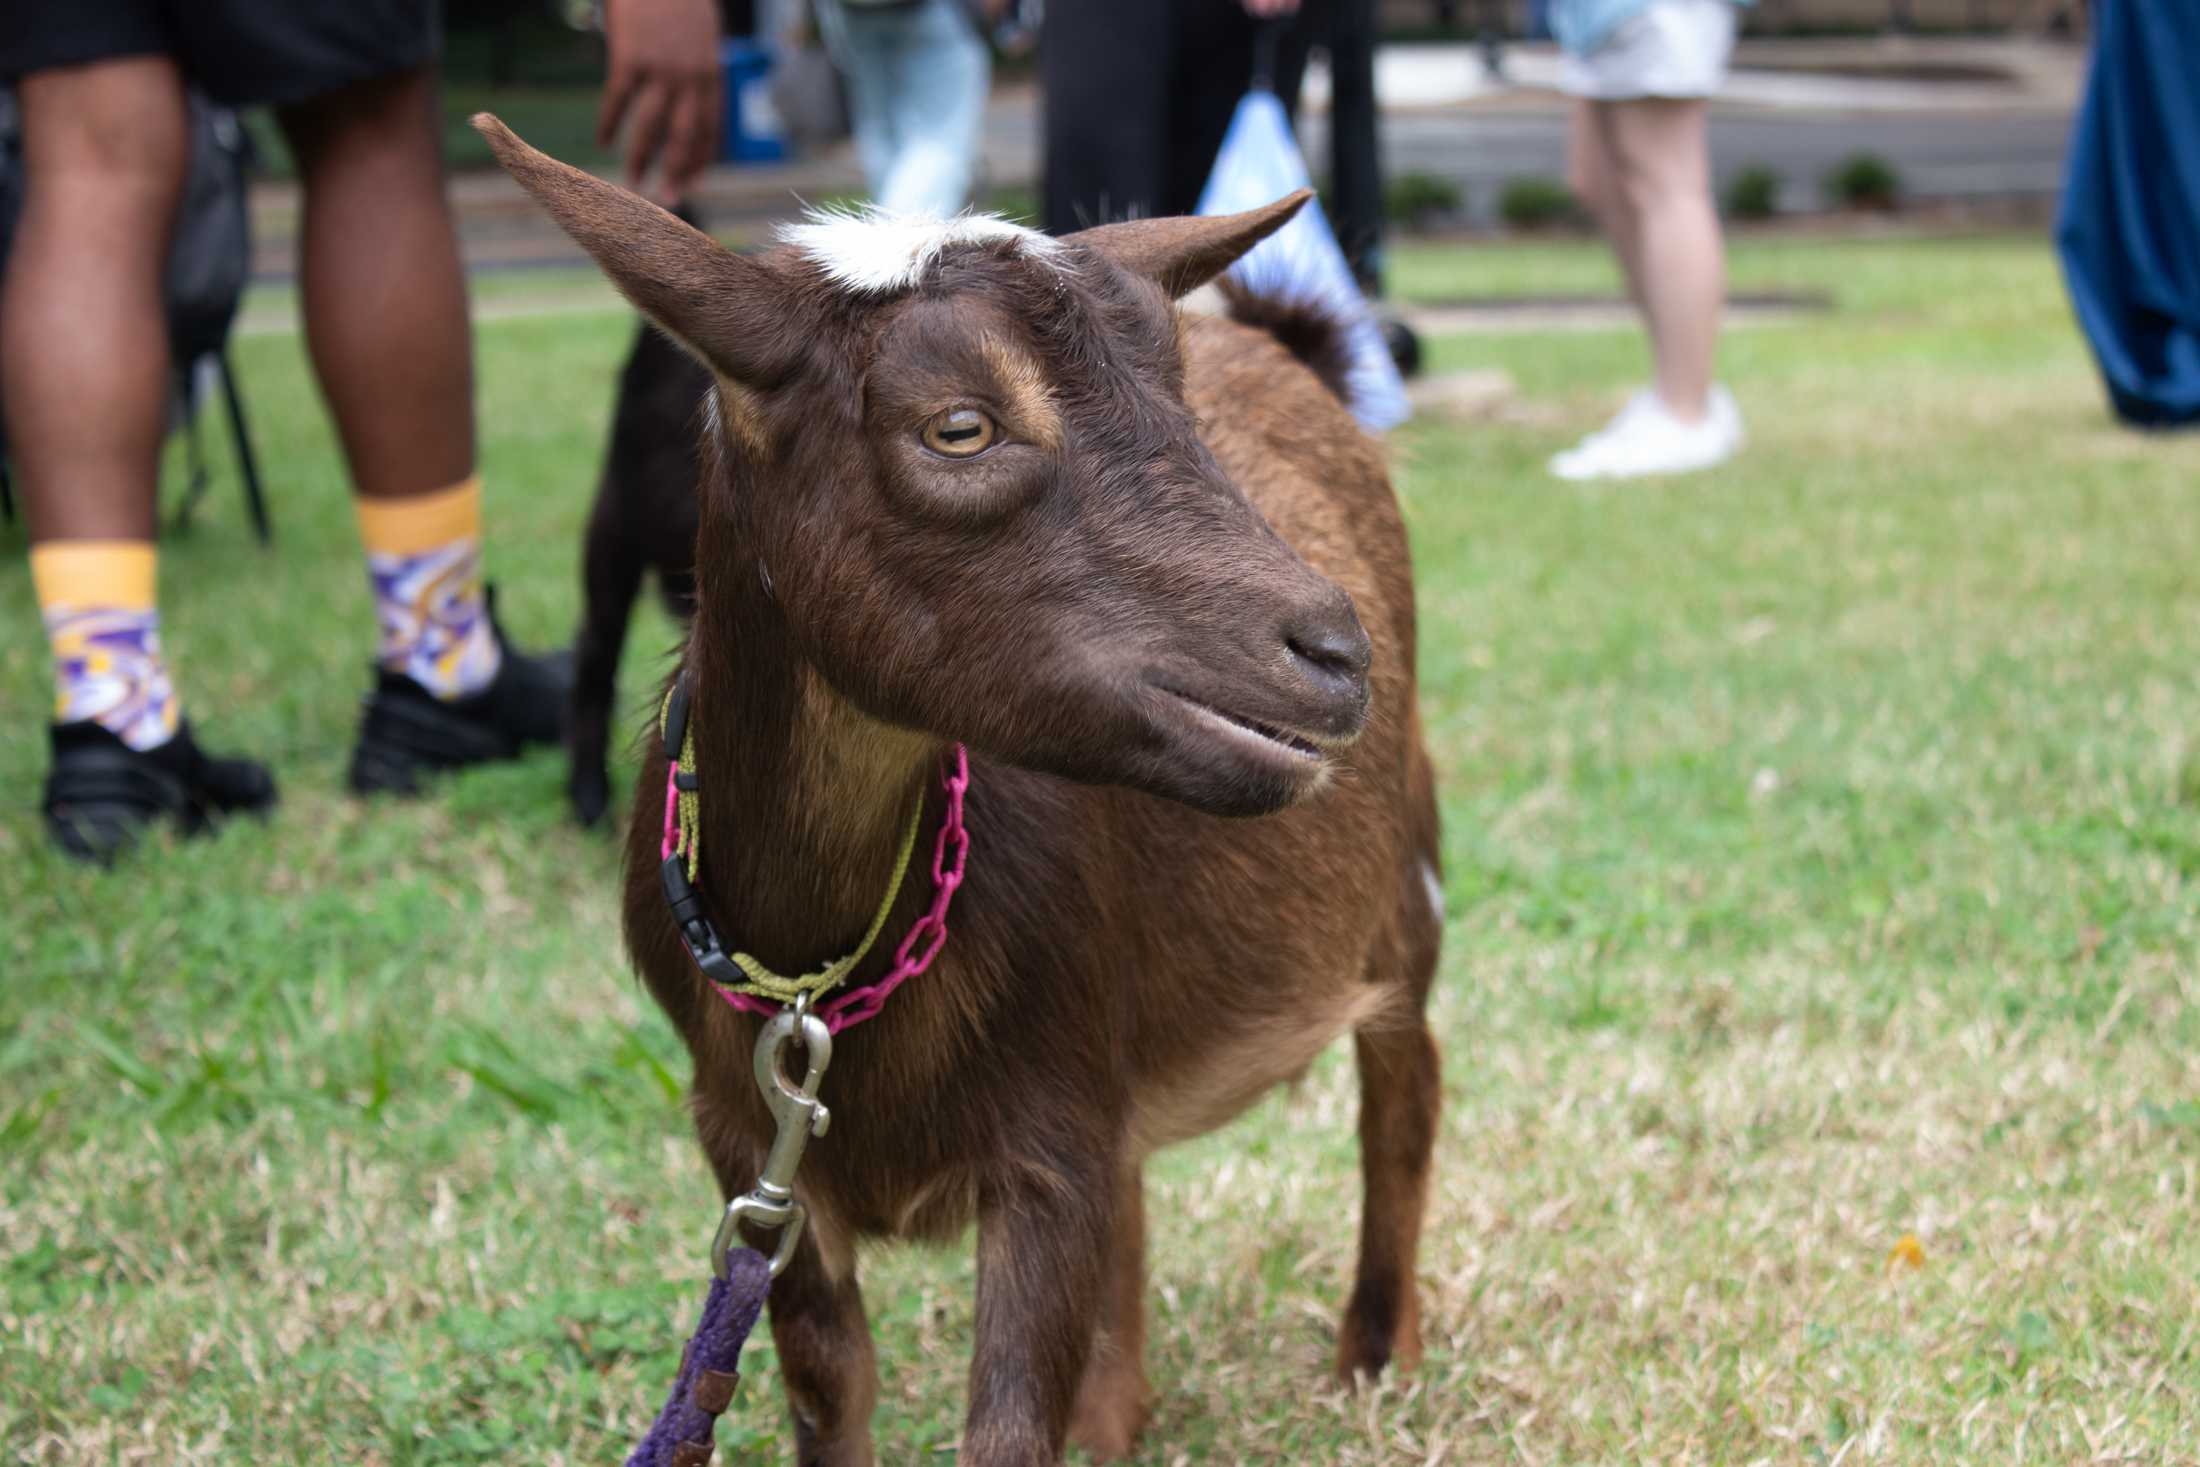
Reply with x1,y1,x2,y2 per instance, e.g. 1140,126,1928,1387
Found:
2,57,181,548
1567,99,1647,314
277,67,500,700
1161,0,1261,219
1041,0,1172,230
813,0,902,204
278,65,472,503
1314,0,1390,292
5,55,278,860
869,0,990,217
276,63,568,792
1593,96,1722,421
7,60,187,762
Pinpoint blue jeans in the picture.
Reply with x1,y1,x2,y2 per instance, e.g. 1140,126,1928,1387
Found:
815,0,990,217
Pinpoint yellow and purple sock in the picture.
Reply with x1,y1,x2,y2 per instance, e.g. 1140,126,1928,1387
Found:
356,476,502,700
31,540,181,751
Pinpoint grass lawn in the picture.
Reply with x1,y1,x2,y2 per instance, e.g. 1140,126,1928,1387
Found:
6,230,2200,1463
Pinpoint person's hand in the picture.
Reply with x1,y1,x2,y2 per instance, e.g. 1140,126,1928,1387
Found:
1243,0,1301,15
598,0,724,206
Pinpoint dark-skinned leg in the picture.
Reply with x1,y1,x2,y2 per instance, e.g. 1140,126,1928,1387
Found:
2,57,184,543
8,56,276,862
279,64,570,790
276,64,472,502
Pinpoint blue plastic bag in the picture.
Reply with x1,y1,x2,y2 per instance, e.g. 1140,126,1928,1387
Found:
1197,87,1411,432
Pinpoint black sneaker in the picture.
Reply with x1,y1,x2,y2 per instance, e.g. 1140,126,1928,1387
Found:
348,589,572,796
43,720,278,865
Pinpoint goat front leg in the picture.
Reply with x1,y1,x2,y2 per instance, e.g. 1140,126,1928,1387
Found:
1066,1161,1151,1462
961,1159,1114,1467
767,1220,879,1467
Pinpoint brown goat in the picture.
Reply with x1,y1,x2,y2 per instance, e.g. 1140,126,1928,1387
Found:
478,116,1443,1467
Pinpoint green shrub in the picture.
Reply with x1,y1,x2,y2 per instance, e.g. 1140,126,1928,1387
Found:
1385,171,1466,229
1824,152,1902,211
1723,164,1782,221
1498,175,1581,231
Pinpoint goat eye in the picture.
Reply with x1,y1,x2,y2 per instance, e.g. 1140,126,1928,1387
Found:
921,407,998,459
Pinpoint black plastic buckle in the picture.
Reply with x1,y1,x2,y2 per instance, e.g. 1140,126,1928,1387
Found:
662,852,707,930
663,852,746,988
662,667,693,763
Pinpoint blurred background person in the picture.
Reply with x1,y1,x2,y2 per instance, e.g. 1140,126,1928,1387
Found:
812,0,991,216
0,0,722,862
1549,0,1747,480
1040,0,1419,379
1042,0,1306,234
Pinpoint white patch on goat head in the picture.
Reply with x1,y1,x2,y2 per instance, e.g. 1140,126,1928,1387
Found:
778,206,1061,295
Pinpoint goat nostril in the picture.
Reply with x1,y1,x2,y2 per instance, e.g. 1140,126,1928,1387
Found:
1286,619,1373,690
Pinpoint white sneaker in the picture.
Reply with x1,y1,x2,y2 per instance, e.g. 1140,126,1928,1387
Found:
1548,388,1657,478
1550,386,1743,481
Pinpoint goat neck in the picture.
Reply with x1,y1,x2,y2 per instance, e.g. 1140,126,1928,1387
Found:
680,506,936,980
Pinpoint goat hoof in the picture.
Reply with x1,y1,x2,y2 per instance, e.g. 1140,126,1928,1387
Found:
568,776,610,827
791,1416,875,1467
1067,1371,1151,1462
1335,1289,1423,1386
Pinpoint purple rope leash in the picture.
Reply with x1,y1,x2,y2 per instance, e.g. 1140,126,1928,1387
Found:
626,1248,772,1467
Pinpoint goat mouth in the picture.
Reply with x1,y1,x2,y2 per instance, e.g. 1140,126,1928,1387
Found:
1155,688,1331,765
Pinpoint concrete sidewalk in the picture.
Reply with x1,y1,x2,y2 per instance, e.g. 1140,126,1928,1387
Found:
248,35,2084,279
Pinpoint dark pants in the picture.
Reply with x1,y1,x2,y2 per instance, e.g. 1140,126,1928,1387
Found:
1042,0,1299,231
0,0,436,108
1040,0,1384,290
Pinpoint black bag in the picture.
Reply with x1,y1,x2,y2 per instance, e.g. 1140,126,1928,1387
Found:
0,86,268,538
168,96,253,367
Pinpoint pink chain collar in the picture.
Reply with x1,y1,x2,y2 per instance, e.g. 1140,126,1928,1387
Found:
660,736,971,1036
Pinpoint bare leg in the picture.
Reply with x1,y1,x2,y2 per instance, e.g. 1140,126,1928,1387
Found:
1066,1163,1152,1463
277,66,474,502
1,58,188,542
1592,97,1724,422
1566,98,1647,315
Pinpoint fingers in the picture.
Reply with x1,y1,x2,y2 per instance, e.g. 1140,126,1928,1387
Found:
660,78,715,204
621,77,675,197
598,60,637,150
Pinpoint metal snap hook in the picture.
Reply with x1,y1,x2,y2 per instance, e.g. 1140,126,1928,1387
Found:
711,998,834,1279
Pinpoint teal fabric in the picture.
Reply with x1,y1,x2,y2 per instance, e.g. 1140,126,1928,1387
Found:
1550,0,1750,59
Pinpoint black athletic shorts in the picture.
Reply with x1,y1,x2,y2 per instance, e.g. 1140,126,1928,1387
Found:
0,0,439,110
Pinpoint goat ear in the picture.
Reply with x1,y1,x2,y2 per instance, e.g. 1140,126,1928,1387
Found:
1067,191,1313,299
471,113,801,387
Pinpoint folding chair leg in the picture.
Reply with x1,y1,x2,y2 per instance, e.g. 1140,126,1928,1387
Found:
218,348,272,545
173,366,212,534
